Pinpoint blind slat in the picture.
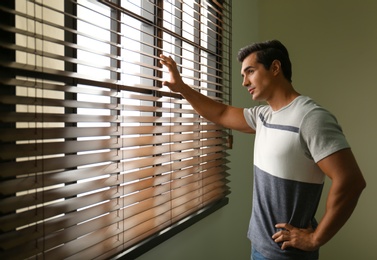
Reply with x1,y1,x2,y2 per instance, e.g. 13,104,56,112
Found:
0,145,226,180
0,42,227,86
0,131,226,160
0,124,224,142
0,163,227,241
1,111,220,124
0,155,226,196
0,161,226,215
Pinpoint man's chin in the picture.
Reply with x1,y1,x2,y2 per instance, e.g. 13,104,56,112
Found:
251,94,259,101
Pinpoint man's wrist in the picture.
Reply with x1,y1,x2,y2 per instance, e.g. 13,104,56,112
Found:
311,231,324,250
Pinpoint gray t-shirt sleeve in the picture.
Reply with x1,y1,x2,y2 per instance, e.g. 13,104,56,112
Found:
244,106,265,130
300,107,350,163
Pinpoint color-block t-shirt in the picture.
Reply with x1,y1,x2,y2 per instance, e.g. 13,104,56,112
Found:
243,96,349,259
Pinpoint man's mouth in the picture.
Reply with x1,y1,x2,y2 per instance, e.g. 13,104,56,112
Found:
248,87,255,95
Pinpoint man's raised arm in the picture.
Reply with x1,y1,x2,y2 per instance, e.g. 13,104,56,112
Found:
160,54,254,134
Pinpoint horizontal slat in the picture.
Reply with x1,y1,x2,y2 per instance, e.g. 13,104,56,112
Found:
0,130,226,160
0,143,226,180
0,166,226,229
0,196,173,252
0,159,226,214
0,94,208,115
39,185,227,259
0,42,227,88
0,124,224,142
2,97,207,113
171,187,227,224
0,37,228,89
0,153,226,196
0,111,214,123
0,183,139,233
0,62,227,101
0,60,165,95
43,211,171,259
1,181,227,258
0,181,169,233
0,169,224,247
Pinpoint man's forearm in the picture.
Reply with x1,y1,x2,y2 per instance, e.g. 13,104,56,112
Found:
177,82,228,125
312,179,365,248
312,148,366,248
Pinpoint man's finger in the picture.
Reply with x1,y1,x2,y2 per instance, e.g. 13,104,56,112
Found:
281,241,292,250
275,223,294,231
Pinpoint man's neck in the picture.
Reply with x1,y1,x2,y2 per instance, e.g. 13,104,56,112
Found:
267,84,300,111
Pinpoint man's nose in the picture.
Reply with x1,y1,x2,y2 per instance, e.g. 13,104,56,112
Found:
242,77,250,87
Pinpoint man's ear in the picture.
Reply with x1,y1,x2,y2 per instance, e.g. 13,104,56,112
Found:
271,59,281,76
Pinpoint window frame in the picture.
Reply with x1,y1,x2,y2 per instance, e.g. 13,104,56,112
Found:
0,0,232,259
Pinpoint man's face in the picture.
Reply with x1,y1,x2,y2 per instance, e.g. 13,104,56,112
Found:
240,52,274,101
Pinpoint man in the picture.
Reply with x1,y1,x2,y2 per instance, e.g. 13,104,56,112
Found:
159,40,366,260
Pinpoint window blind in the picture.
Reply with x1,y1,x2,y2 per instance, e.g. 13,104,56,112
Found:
0,0,232,259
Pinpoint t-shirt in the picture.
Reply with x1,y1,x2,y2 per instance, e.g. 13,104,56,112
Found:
243,96,350,259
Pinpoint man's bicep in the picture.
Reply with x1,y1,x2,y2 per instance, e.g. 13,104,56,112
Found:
317,148,363,183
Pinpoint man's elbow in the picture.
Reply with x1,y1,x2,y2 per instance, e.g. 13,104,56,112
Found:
357,176,367,194
353,174,366,198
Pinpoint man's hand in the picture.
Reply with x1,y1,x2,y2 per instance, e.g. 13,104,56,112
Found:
272,223,319,251
159,54,185,92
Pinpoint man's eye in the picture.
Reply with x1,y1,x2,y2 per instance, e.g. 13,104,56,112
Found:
248,69,254,74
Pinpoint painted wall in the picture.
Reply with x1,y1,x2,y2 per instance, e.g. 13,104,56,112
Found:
138,1,377,259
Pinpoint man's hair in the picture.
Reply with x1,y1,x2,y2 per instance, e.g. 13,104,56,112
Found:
237,40,292,82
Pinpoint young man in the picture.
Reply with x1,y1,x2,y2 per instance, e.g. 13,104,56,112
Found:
159,40,366,260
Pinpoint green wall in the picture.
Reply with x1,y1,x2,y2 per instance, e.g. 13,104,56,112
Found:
138,1,376,259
